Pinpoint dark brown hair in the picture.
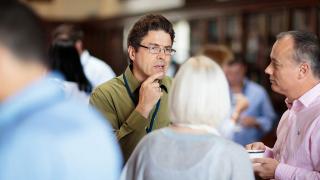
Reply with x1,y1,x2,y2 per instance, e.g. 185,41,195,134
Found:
52,24,84,42
0,1,47,65
127,14,175,51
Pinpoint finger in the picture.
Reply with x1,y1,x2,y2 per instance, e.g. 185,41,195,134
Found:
154,91,163,100
153,86,161,92
151,82,160,88
144,72,164,84
252,158,267,164
253,163,264,172
245,143,253,150
252,142,265,150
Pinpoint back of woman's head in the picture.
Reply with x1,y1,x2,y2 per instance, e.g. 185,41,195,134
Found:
169,56,230,127
49,39,92,93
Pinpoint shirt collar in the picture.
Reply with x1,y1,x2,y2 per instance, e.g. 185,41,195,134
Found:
299,82,320,107
242,78,249,93
285,98,293,109
123,66,169,93
80,50,90,66
285,82,320,111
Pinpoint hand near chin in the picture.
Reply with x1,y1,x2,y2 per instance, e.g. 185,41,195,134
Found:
136,72,164,118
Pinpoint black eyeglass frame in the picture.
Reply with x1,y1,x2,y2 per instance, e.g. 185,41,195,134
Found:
138,44,176,56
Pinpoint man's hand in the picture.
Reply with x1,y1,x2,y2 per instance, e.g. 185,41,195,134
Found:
234,93,249,112
245,142,266,151
231,93,249,123
240,116,260,128
252,158,279,179
135,72,164,118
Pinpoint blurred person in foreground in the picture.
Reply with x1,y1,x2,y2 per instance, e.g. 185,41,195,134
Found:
49,39,92,103
0,2,122,180
224,56,276,145
52,24,115,88
246,31,320,179
90,14,176,161
121,56,254,180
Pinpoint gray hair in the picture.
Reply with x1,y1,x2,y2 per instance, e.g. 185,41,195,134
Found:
277,31,320,78
169,56,231,127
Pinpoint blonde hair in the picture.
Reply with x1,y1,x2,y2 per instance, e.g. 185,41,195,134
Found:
198,44,234,66
169,56,231,127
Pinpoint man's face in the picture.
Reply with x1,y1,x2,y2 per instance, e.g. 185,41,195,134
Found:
225,63,246,87
129,30,172,81
265,36,301,98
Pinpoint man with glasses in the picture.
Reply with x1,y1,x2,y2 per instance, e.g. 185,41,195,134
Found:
90,14,175,161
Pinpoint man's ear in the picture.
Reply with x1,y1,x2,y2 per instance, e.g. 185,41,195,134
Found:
128,46,136,62
298,62,310,79
75,40,83,54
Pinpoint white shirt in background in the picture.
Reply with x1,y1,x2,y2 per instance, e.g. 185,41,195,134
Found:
51,78,90,104
81,50,116,88
63,81,90,103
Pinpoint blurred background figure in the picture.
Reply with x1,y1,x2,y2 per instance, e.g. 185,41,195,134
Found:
121,56,254,180
199,44,249,138
0,2,122,180
52,24,116,88
224,55,276,145
199,44,234,67
49,39,92,103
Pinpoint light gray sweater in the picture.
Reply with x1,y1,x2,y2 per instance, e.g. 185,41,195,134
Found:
121,127,254,180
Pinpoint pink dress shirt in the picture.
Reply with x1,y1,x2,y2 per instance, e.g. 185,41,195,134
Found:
265,83,320,180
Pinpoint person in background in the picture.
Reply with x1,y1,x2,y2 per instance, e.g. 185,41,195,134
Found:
246,31,320,179
52,24,116,88
224,56,276,145
90,14,176,161
199,44,234,67
49,39,92,103
0,2,122,180
121,56,254,180
199,44,249,138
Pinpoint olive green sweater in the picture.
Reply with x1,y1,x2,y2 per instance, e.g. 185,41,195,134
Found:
90,66,171,161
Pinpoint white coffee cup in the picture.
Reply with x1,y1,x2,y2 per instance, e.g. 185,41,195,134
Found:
246,149,265,159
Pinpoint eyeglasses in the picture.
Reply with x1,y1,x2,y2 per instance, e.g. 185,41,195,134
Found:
138,44,176,56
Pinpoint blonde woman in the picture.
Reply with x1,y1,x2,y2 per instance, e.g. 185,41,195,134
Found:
121,56,254,180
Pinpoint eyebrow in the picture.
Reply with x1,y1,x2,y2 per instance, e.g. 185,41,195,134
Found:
270,58,281,65
148,43,172,48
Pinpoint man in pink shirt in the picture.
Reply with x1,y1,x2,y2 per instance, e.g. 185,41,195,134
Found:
246,31,320,179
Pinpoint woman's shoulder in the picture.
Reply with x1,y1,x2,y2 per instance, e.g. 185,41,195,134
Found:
208,136,248,157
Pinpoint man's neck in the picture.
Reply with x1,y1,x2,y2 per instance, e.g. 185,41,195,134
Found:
132,66,147,83
230,82,244,93
289,77,320,101
1,63,47,102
